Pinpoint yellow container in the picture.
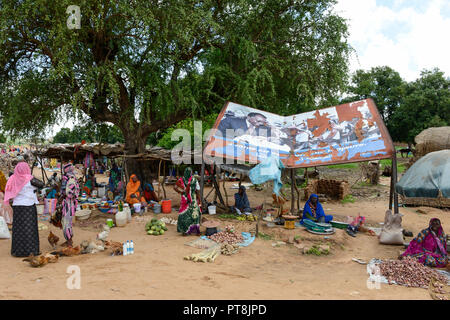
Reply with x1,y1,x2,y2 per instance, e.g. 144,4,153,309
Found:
284,220,295,230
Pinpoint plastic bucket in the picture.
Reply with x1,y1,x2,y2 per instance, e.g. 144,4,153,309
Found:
133,203,142,213
97,186,106,198
208,206,216,215
153,203,161,214
161,199,172,213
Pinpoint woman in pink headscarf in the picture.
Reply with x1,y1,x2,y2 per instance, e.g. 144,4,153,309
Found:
4,162,44,257
400,218,448,268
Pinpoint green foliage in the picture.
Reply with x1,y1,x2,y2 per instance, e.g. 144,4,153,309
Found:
218,214,238,220
327,163,359,169
344,66,406,125
306,245,329,256
257,232,273,240
0,0,352,148
53,123,124,143
341,194,355,204
0,133,7,143
389,69,450,143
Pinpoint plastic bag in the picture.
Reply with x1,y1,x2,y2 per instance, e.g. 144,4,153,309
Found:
249,155,284,195
379,210,404,245
0,216,11,239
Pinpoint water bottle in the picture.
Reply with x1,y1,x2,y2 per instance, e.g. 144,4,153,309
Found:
130,240,134,254
123,242,127,256
126,240,130,255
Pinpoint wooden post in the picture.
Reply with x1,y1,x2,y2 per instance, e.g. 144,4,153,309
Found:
290,168,295,214
157,159,162,200
239,174,243,187
161,161,167,199
222,171,229,207
389,158,394,211
212,165,225,205
200,158,206,207
392,153,399,214
60,156,63,178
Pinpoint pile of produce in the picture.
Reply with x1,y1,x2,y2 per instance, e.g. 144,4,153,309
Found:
184,245,221,262
378,257,448,288
236,214,258,221
221,243,239,255
159,217,177,225
146,218,168,235
208,225,244,245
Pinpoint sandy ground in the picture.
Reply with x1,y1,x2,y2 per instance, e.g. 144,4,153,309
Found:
0,168,448,300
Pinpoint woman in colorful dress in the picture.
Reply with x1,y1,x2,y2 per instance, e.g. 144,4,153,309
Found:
400,218,448,268
0,170,13,227
125,174,147,206
60,163,80,247
174,167,201,236
4,162,44,257
300,194,333,224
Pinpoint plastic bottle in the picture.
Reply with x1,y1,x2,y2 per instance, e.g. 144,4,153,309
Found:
123,242,128,256
126,240,130,255
130,240,134,254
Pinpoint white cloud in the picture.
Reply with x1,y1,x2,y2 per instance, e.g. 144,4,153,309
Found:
334,0,450,81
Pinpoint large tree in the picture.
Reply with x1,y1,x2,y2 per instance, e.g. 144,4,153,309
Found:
0,0,351,180
343,66,406,127
389,69,450,144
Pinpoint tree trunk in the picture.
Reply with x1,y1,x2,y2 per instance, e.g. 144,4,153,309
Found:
122,130,154,184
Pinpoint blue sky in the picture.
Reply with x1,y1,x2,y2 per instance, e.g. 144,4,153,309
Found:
335,0,450,81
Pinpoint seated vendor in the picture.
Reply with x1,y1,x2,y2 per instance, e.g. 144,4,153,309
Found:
46,186,59,199
125,174,147,206
83,168,97,196
143,182,159,203
233,186,252,215
300,194,333,224
400,218,448,268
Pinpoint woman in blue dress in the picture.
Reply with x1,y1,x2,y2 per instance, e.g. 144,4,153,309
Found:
300,194,333,224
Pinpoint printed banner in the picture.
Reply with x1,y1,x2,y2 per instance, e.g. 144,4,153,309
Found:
204,99,395,168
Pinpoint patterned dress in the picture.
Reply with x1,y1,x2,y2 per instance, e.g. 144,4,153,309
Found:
402,218,448,268
61,166,80,242
176,174,201,235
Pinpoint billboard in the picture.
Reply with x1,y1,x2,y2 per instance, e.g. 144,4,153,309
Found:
203,99,395,168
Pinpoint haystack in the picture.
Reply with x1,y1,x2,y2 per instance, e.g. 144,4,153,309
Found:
414,126,450,157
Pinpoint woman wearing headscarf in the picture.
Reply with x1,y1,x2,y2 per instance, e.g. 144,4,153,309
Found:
125,174,147,206
300,194,333,224
233,186,252,215
108,163,120,193
60,163,80,247
400,218,448,268
82,168,96,196
0,170,13,226
143,182,159,203
4,162,44,257
174,167,201,236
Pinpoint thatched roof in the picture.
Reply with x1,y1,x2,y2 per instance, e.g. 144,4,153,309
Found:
415,126,450,157
33,143,173,162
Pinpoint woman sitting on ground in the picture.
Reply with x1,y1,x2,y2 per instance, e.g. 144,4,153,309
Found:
83,168,96,196
300,194,333,224
143,182,159,203
400,218,447,268
233,185,252,215
125,174,147,207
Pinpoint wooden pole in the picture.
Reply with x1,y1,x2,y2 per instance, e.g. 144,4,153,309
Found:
389,158,394,211
392,153,399,214
212,165,225,205
161,161,167,199
157,159,162,200
222,172,229,207
200,158,206,207
290,168,295,214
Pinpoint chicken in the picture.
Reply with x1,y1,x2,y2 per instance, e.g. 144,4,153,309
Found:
43,253,59,263
96,229,110,242
48,231,59,249
104,241,123,256
51,246,81,257
80,240,105,254
23,254,49,268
